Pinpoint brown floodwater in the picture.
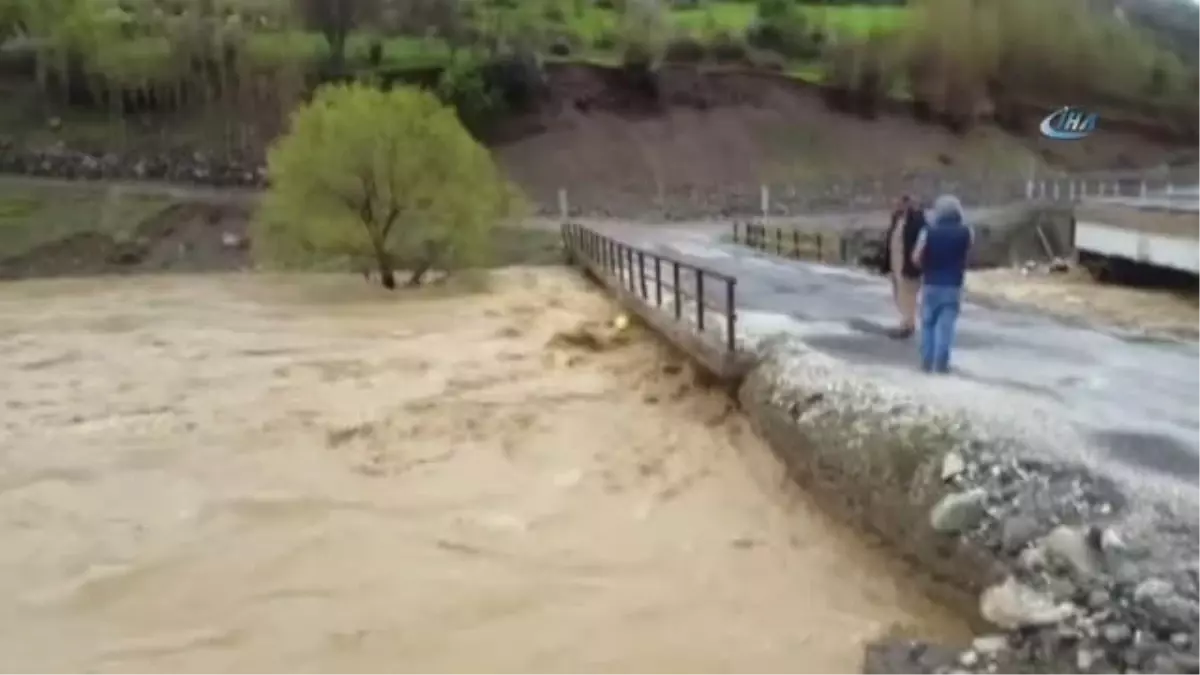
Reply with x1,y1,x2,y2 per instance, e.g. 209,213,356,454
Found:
0,268,968,673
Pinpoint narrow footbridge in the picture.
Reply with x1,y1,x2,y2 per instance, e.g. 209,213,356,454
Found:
561,218,1200,489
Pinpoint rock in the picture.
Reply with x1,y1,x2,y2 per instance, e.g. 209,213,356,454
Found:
862,639,960,674
971,634,1008,656
1018,544,1048,571
1039,525,1102,578
930,488,989,534
1158,652,1200,674
957,650,979,668
1076,648,1101,671
106,242,147,265
1086,588,1111,610
980,576,1077,630
1133,577,1199,632
1102,623,1132,644
220,232,247,249
1097,526,1127,562
1000,514,1042,552
941,451,966,482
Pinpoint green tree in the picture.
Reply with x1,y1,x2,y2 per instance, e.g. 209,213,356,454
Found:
255,83,524,289
294,0,381,73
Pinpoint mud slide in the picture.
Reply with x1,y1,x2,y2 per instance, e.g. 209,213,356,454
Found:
0,268,967,672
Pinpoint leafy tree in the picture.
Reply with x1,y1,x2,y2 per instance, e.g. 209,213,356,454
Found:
293,0,380,73
255,83,525,289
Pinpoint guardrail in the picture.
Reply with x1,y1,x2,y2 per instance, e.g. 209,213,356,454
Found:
732,221,851,264
561,222,743,377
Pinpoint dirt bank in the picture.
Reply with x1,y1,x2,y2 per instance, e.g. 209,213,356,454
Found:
2,64,1195,219
0,268,968,672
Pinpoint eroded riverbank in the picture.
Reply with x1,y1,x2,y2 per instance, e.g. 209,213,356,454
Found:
0,268,967,672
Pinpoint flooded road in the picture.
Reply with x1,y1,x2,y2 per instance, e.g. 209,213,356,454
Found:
0,268,967,672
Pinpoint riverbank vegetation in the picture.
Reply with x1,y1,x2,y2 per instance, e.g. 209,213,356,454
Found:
0,0,1194,149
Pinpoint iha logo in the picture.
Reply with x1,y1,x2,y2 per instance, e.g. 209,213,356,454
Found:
1039,106,1099,141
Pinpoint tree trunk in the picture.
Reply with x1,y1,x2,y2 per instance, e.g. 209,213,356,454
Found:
326,29,347,74
407,264,430,287
375,250,396,289
379,267,396,289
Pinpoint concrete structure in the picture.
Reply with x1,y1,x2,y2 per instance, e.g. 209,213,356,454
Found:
1074,187,1199,277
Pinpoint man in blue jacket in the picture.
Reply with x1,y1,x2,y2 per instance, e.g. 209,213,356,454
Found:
911,194,972,374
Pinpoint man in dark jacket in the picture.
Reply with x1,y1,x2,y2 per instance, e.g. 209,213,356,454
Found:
880,195,925,339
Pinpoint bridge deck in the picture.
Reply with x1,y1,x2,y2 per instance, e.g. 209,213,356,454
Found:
589,222,1200,490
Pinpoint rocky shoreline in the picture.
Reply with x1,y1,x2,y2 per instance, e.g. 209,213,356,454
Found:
738,339,1198,675
0,141,1048,219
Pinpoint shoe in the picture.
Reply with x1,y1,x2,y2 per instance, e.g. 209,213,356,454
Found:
888,326,914,340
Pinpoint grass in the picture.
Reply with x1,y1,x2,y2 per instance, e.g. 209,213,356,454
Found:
671,3,905,37
21,3,910,84
0,181,176,258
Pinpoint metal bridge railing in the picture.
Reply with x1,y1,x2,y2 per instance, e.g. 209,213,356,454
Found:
561,222,738,356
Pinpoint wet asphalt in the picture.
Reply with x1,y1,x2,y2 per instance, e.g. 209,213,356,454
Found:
589,220,1200,488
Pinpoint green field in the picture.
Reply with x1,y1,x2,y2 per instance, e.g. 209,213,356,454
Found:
84,2,910,76
0,181,175,258
671,3,907,37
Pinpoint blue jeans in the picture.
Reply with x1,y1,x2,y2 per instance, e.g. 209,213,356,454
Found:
919,284,963,373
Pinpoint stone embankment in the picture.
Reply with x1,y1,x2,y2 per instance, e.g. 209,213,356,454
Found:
740,338,1198,674
3,139,1177,220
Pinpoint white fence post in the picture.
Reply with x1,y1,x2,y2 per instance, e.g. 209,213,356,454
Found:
1140,181,1148,201
1053,181,1060,201
1068,181,1076,202
1025,179,1034,200
558,188,569,221
760,184,769,219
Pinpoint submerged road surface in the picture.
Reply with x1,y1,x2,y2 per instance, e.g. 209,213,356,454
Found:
596,222,1200,490
0,270,968,672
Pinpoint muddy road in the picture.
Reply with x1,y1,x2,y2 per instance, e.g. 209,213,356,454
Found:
0,268,967,672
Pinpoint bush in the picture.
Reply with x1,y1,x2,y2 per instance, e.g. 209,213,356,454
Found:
896,0,1198,136
821,36,896,119
709,31,749,63
437,49,502,133
255,83,524,288
594,31,617,51
483,50,548,110
745,11,822,60
663,36,708,63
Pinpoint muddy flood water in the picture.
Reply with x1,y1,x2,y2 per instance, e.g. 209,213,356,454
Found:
0,268,968,672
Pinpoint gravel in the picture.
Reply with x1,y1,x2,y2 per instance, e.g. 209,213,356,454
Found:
737,337,1199,674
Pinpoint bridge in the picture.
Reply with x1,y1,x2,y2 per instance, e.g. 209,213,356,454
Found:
561,199,1200,659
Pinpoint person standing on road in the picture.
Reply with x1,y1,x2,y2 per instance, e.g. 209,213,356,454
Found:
911,194,972,374
881,195,925,339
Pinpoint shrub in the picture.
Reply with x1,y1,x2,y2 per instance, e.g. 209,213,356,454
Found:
437,49,501,133
549,38,573,57
821,36,897,119
663,36,708,63
255,83,525,288
483,50,548,110
709,31,749,63
594,31,617,51
896,0,1198,136
746,10,822,60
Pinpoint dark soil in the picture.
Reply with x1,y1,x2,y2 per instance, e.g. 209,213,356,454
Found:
0,203,252,280
0,198,565,281
492,65,1196,216
1,64,1194,221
